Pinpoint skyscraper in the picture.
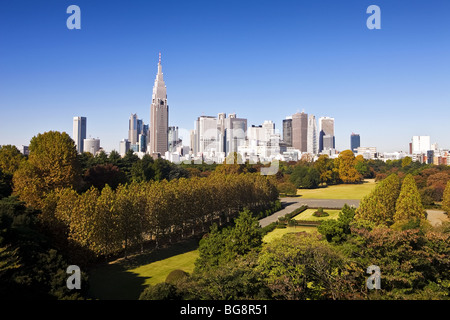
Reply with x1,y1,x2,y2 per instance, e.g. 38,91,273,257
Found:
73,116,87,154
292,111,308,152
318,117,335,152
282,117,292,147
128,113,138,145
307,114,318,154
411,136,431,153
150,53,169,156
351,133,360,153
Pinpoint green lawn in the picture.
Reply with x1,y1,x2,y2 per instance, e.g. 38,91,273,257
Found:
128,250,198,287
296,179,377,199
88,239,199,300
262,226,317,243
294,208,341,221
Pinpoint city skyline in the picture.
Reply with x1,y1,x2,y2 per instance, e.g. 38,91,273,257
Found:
1,0,450,153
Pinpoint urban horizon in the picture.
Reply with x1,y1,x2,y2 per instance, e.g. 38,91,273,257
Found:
1,0,449,156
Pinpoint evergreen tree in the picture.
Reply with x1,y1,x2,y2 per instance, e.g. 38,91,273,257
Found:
355,173,400,225
442,180,450,214
394,174,426,221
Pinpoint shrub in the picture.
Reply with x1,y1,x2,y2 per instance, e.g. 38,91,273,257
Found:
165,269,189,285
313,207,329,217
139,282,179,300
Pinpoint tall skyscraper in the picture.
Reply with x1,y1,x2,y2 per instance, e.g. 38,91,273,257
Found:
307,114,318,154
150,53,169,156
73,116,87,154
411,136,431,153
282,117,292,147
351,133,360,153
224,113,247,154
318,117,335,152
292,111,308,152
128,113,138,145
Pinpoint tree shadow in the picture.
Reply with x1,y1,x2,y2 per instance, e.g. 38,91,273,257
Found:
87,239,200,300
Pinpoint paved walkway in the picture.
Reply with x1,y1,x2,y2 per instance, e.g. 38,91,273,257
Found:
426,210,450,227
259,197,449,228
259,197,360,228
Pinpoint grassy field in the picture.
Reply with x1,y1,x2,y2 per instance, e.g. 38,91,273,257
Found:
296,179,377,199
88,239,199,300
262,225,317,243
294,208,341,221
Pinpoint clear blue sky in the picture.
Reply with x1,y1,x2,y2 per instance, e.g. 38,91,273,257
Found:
1,0,449,153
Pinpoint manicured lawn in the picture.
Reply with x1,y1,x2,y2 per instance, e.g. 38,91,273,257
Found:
296,179,377,199
129,250,199,287
294,208,341,221
262,226,318,243
88,239,199,300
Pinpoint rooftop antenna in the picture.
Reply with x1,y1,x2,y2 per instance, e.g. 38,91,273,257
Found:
159,52,161,64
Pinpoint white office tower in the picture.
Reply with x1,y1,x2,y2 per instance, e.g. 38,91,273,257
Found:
196,116,220,155
119,139,131,156
73,116,87,154
150,53,169,156
412,136,431,153
307,114,318,155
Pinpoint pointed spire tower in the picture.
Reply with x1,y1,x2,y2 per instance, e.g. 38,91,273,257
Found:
150,52,169,156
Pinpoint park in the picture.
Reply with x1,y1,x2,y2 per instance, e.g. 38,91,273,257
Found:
87,179,385,299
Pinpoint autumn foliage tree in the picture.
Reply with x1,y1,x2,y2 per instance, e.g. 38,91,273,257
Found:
12,131,81,209
355,173,401,225
394,174,426,222
335,150,362,184
442,181,450,214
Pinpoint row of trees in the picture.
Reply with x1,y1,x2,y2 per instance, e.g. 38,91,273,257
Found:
46,172,278,260
355,173,426,225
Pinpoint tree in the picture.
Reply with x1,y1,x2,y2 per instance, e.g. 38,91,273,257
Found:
355,173,401,225
83,163,127,190
336,150,362,184
394,174,426,222
290,165,320,189
13,131,81,209
317,204,355,243
314,154,333,185
443,181,450,214
256,233,364,300
0,145,25,175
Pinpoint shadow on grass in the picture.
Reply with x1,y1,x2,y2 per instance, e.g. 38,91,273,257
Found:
88,238,200,300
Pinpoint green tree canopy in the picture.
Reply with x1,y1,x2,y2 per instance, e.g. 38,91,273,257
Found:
12,131,81,209
355,173,401,225
394,174,426,221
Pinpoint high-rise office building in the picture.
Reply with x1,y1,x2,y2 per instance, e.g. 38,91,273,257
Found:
224,113,247,154
307,114,318,154
351,133,360,153
73,116,87,154
119,139,131,156
128,113,138,145
195,113,247,156
168,126,179,152
318,117,335,152
411,136,431,153
282,117,292,147
292,112,308,152
150,53,169,156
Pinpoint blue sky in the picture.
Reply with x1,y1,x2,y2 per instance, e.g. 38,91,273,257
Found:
1,0,449,153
